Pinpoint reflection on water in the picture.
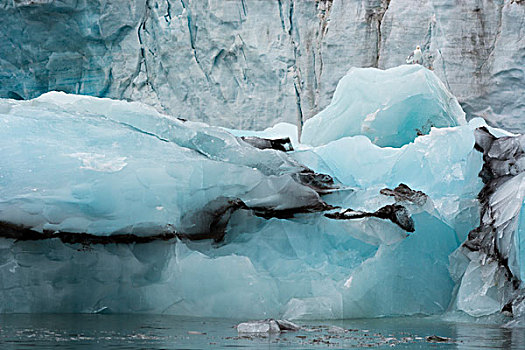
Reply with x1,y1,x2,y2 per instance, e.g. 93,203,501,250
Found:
453,321,523,349
0,314,523,349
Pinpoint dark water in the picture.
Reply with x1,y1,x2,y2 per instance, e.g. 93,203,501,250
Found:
0,314,523,349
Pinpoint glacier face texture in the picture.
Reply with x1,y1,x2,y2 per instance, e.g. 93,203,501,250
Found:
2,64,524,323
0,0,524,131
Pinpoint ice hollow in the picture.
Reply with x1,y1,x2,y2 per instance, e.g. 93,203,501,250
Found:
301,65,466,148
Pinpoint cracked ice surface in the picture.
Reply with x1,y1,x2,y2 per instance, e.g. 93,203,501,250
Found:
0,66,523,323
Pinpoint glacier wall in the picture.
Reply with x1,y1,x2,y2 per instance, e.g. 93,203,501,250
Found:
1,0,524,131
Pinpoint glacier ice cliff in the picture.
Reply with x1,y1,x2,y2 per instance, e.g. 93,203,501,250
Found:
0,64,524,324
0,0,524,132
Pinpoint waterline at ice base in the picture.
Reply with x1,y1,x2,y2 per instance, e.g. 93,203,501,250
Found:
0,65,523,327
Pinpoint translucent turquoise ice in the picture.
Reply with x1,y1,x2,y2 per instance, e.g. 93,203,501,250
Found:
0,66,522,322
301,65,466,148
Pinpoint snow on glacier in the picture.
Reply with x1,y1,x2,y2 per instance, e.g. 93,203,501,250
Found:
0,66,523,322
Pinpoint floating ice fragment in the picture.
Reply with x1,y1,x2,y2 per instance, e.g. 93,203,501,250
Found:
236,319,300,333
426,335,454,343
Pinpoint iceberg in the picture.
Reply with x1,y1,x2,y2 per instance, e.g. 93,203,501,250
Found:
0,66,523,324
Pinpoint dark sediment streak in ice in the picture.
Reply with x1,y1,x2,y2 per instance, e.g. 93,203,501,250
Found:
460,127,525,318
380,183,429,206
465,127,524,287
1,188,416,244
325,204,415,233
0,221,178,245
240,136,294,152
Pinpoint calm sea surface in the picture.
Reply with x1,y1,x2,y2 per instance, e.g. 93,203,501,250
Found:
0,314,523,349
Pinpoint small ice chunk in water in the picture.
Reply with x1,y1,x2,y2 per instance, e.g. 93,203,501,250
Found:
237,319,300,333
